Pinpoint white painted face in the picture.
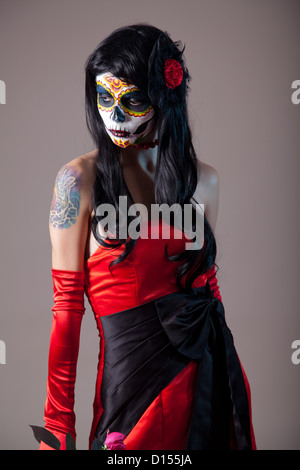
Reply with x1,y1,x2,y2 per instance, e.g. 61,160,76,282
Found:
96,72,156,148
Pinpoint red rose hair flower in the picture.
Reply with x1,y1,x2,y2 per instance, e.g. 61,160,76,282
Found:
164,58,184,89
147,32,190,108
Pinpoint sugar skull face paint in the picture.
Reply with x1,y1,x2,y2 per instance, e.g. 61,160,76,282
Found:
96,73,156,148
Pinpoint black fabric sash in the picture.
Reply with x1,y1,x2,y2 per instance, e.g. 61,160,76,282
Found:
95,282,252,450
155,282,252,450
95,301,191,443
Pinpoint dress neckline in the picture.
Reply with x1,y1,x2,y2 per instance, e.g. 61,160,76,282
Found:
85,217,191,264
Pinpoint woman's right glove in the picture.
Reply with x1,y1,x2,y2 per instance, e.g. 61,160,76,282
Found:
39,268,86,450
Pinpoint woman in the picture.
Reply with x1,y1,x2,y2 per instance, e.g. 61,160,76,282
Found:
39,24,256,450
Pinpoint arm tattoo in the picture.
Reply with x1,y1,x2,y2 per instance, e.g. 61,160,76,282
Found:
49,165,82,229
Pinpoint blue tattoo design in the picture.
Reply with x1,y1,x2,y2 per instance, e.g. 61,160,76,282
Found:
49,166,81,229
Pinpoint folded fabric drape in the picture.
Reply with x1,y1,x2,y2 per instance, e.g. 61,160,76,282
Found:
93,279,254,450
155,282,252,449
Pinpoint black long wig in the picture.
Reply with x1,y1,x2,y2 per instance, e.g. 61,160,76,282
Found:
85,23,217,290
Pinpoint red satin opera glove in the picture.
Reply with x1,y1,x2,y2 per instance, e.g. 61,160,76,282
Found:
206,264,222,302
39,268,85,450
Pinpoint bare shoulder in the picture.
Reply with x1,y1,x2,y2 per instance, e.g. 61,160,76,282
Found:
68,148,98,172
65,148,98,194
195,160,219,199
52,149,98,217
193,160,220,233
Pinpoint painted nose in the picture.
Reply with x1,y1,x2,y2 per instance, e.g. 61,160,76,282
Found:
110,105,125,123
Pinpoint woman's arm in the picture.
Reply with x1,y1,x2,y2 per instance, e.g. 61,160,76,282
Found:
49,160,94,270
193,160,222,300
40,159,94,449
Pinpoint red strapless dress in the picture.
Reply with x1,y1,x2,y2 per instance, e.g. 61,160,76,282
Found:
41,219,256,450
84,220,256,450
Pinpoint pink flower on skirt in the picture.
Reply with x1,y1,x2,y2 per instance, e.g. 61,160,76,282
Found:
104,430,126,450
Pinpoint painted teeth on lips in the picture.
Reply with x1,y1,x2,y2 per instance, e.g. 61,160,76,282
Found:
109,129,130,137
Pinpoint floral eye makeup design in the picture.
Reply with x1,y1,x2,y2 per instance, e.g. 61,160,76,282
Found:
97,86,115,109
96,85,152,116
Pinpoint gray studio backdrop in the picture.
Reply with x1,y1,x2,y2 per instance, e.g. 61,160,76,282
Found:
0,0,299,450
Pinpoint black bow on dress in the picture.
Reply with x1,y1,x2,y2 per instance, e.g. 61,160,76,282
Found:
155,282,252,450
